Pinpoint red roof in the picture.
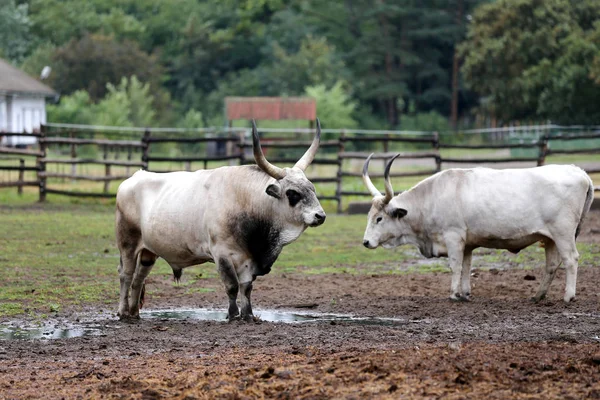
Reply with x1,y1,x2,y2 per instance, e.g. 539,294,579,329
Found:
225,97,316,121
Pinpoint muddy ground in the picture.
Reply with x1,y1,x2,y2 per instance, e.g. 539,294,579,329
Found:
1,211,600,399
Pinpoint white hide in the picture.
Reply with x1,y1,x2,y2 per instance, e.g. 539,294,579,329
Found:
363,164,594,302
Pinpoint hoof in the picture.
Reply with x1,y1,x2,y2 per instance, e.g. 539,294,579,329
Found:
531,294,545,303
242,315,253,323
227,314,241,322
450,294,470,302
119,313,140,322
563,296,575,303
240,314,258,323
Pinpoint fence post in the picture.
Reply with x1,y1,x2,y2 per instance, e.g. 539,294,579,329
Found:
141,129,150,171
38,125,47,202
70,130,77,179
336,130,346,214
17,158,24,195
382,132,390,170
103,164,111,193
126,145,132,176
433,131,442,172
537,135,548,166
238,133,246,166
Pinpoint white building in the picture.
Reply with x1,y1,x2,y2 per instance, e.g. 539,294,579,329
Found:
0,58,57,146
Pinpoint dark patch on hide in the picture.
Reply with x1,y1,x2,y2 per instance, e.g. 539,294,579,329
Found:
140,258,155,267
228,212,282,276
286,189,302,207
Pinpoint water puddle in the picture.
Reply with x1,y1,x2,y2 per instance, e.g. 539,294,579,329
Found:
0,309,409,340
0,325,104,340
142,308,408,327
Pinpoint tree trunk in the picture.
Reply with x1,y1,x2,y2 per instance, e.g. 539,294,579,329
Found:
450,0,464,129
379,0,398,127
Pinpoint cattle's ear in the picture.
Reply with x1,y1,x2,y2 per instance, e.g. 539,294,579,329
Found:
389,207,408,219
266,183,282,199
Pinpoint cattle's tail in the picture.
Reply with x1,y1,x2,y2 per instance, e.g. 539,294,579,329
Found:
173,268,182,283
575,174,594,239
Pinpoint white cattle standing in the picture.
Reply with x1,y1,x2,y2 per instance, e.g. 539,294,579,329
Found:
362,154,594,302
115,120,326,320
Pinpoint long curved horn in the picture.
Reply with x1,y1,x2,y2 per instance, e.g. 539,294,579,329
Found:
252,120,286,180
383,154,400,203
294,118,321,171
362,153,382,197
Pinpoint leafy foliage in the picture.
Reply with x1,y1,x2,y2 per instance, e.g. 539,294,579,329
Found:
305,81,358,129
11,0,599,128
49,34,163,102
47,76,157,127
461,0,600,124
0,0,32,63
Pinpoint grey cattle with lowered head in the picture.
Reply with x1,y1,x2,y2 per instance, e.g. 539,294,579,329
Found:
362,154,594,302
115,120,326,320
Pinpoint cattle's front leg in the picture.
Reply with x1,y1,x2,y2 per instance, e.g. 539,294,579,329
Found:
217,257,239,320
532,240,560,302
239,281,254,322
460,247,474,301
446,234,466,301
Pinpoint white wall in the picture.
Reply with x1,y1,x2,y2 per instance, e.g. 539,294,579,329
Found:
0,95,7,132
1,95,47,146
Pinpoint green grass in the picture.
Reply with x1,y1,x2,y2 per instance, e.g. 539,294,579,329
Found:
1,195,599,319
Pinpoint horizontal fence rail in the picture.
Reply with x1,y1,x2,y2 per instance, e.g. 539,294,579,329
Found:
0,125,599,210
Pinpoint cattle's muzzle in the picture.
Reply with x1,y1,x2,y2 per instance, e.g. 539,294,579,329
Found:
363,240,376,249
311,211,326,227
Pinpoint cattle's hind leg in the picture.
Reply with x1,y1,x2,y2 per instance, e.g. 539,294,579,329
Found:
218,257,240,320
128,249,157,318
117,250,137,319
532,240,560,303
554,238,579,303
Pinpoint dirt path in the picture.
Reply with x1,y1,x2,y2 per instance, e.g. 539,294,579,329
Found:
1,212,599,399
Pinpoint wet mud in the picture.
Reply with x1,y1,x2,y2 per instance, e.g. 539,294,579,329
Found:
1,211,600,398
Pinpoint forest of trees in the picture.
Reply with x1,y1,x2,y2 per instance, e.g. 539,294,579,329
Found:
1,0,600,130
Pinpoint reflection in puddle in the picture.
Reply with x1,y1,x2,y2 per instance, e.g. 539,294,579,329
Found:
0,309,408,340
142,308,407,326
0,325,103,340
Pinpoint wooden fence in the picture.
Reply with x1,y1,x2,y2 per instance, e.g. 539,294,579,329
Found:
1,126,599,212
0,132,43,194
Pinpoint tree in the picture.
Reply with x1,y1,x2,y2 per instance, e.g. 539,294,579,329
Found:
0,0,32,63
102,76,156,127
49,34,163,101
461,0,600,124
46,90,94,125
299,0,484,128
305,81,357,129
47,76,157,127
27,0,103,46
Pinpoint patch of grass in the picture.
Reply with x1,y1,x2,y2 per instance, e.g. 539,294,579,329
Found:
185,287,216,295
0,302,25,317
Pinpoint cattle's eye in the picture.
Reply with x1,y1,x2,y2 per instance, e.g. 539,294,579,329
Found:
286,189,302,207
376,216,383,224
